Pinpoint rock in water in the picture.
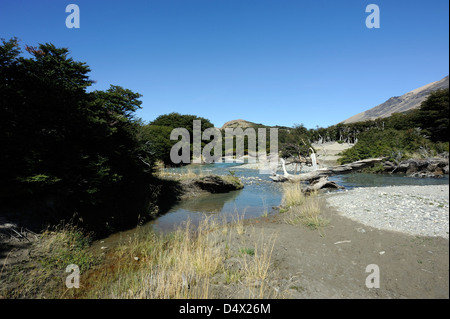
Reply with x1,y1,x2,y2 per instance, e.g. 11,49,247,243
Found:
194,175,244,193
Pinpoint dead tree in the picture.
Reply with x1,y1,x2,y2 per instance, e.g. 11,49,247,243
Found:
270,157,387,191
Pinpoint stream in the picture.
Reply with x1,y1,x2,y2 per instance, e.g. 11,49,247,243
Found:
93,161,449,249
148,162,449,233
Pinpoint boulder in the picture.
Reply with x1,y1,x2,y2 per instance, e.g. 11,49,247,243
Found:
194,175,244,193
393,157,449,177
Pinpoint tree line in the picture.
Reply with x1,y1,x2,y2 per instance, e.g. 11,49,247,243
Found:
336,89,449,164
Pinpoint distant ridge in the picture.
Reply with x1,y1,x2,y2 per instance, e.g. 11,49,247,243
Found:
342,75,449,124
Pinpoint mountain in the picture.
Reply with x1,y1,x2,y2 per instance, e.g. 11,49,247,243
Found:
342,75,449,124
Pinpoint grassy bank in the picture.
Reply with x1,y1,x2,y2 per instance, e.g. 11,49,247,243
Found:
0,225,98,298
0,214,276,299
1,180,328,299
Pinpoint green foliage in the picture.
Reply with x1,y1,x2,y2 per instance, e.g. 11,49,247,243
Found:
239,247,255,256
412,88,449,142
138,125,175,165
432,141,449,154
361,162,385,174
332,89,449,165
0,38,155,235
35,226,96,272
150,112,214,133
143,113,215,165
337,128,429,164
280,124,313,158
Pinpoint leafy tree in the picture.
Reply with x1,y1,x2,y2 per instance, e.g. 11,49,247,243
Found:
139,125,175,164
150,112,214,133
413,88,449,142
337,128,431,164
0,38,154,234
144,112,215,165
280,124,313,159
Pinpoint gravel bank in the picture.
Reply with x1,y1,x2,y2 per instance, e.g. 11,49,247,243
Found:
325,185,449,239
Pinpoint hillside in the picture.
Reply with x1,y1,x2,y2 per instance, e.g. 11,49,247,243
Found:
343,75,449,124
220,119,261,130
220,119,290,130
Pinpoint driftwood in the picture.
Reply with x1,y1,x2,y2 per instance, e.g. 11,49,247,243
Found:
0,223,37,242
304,177,345,194
270,157,387,183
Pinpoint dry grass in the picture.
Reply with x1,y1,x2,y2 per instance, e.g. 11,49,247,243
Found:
231,209,246,235
283,193,329,230
1,211,278,299
281,182,306,207
0,225,96,299
239,231,277,298
156,167,204,180
85,213,278,299
85,217,224,299
280,182,329,232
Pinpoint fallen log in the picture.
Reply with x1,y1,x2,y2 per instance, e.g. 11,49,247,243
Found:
304,177,345,194
270,157,387,183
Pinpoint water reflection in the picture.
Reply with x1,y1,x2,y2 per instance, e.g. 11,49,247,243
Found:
329,173,449,189
172,189,242,214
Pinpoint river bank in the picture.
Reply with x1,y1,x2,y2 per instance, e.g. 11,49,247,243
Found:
1,182,448,299
92,182,449,298
325,185,449,239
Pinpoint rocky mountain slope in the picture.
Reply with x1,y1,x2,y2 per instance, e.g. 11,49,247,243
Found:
343,75,449,124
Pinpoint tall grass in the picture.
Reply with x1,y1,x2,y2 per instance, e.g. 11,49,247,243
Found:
1,212,277,299
82,213,275,299
85,217,223,299
231,209,246,235
239,232,277,298
0,225,97,298
284,194,329,230
281,183,329,231
156,167,204,180
281,182,306,207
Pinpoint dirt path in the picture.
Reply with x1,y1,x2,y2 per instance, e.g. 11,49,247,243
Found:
212,201,449,299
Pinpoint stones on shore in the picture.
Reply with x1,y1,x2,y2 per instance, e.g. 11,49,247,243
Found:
325,185,449,239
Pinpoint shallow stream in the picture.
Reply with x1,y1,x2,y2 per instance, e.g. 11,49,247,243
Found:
148,162,449,233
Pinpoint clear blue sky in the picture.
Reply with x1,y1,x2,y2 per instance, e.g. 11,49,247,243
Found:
1,0,448,128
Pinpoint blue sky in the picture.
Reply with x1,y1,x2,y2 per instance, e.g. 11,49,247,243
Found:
1,0,448,128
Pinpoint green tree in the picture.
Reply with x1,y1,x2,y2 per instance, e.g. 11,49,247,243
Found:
280,124,313,159
337,128,429,164
413,88,449,142
144,112,215,165
0,38,154,234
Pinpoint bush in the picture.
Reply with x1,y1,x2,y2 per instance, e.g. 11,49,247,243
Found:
338,128,430,164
